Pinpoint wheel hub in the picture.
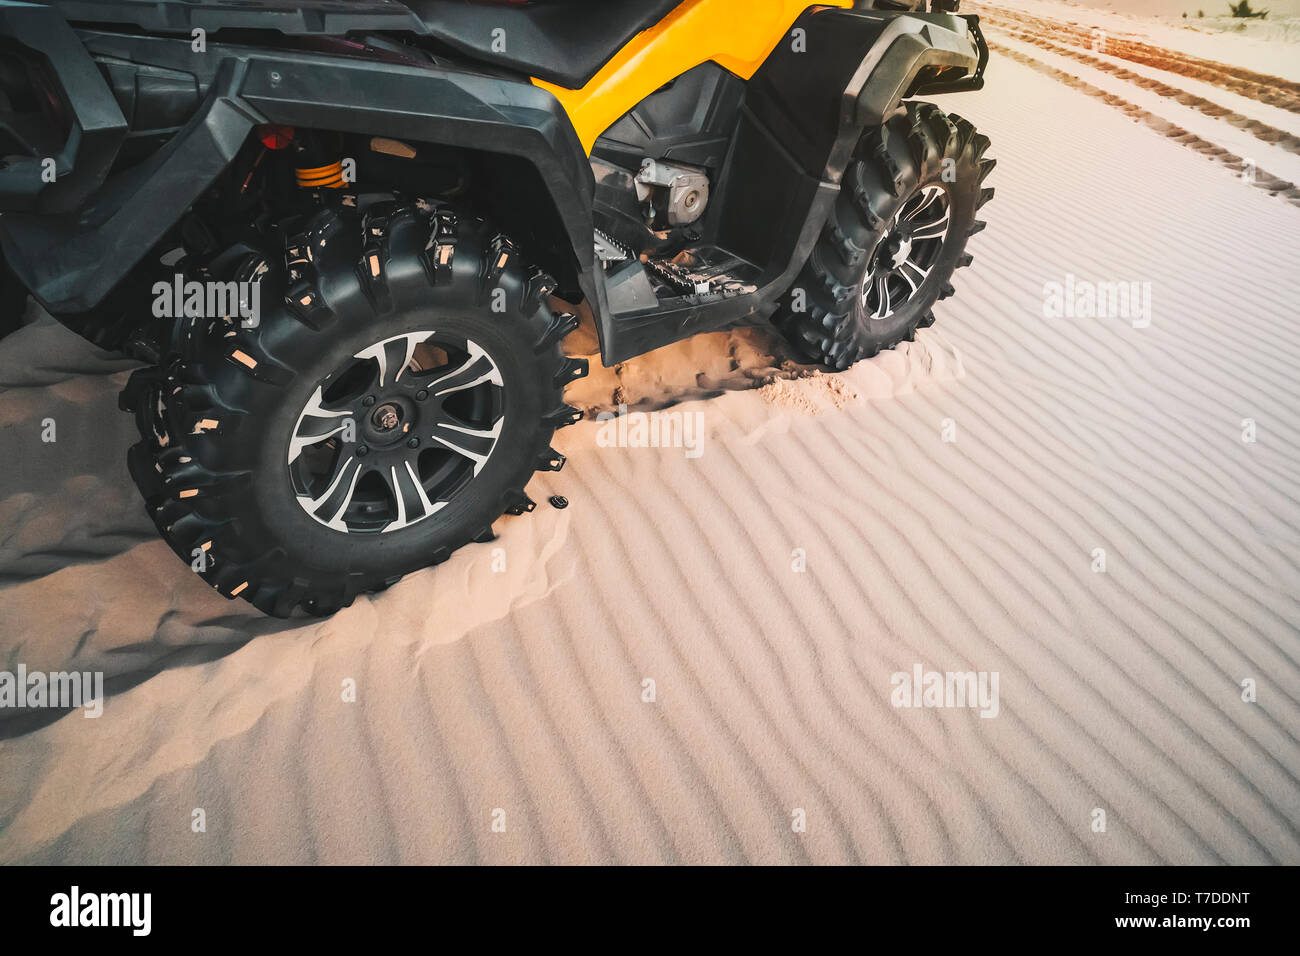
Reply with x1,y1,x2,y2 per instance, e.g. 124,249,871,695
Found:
360,395,414,448
372,403,401,432
874,229,916,273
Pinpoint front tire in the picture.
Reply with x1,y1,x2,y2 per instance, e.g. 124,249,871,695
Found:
121,203,586,617
774,102,995,368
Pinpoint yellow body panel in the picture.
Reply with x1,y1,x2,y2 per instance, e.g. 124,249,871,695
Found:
533,0,854,155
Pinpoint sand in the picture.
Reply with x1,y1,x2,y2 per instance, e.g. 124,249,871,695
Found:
985,0,1300,80
1072,0,1300,17
0,11,1298,863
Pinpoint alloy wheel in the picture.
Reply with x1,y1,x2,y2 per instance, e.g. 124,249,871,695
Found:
287,330,505,533
861,184,952,321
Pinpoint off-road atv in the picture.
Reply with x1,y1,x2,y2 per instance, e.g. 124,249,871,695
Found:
0,0,994,616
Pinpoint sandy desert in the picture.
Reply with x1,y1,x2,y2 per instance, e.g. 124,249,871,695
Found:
0,0,1297,864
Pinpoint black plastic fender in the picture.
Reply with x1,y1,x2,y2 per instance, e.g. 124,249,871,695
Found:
0,1,127,214
852,13,988,125
742,9,985,187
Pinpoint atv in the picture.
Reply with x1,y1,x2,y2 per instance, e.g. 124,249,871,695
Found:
0,0,994,616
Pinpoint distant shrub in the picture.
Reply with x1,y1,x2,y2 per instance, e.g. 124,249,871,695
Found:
1227,1,1269,17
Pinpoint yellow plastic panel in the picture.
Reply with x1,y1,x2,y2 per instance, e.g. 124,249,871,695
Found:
533,0,853,154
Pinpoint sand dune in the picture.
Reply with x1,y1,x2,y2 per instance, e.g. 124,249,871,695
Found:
1,31,1298,863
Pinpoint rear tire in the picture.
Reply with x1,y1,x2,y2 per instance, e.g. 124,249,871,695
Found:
774,101,995,369
121,203,586,617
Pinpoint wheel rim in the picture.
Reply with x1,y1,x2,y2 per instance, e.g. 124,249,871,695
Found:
861,184,951,321
287,330,505,533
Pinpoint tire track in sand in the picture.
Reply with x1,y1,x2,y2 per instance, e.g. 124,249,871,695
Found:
971,2,1300,113
985,23,1300,159
988,43,1300,207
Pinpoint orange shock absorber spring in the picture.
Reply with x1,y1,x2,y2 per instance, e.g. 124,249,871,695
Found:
295,160,345,189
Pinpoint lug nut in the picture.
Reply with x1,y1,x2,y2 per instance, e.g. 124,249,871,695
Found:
357,445,368,456
407,437,419,448
362,396,376,407
415,389,428,402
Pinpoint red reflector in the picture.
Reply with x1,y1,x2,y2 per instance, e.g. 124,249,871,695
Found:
258,125,294,150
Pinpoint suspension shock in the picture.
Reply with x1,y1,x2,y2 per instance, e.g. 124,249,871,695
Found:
293,131,346,189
